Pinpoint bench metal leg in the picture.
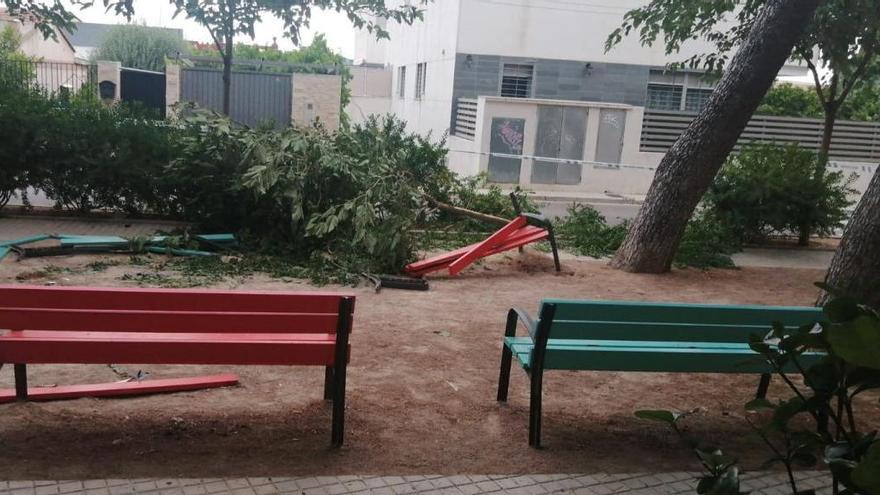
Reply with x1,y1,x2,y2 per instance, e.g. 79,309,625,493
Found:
331,362,347,447
497,344,513,402
528,369,544,448
331,297,354,448
756,373,771,399
324,367,334,401
14,364,27,401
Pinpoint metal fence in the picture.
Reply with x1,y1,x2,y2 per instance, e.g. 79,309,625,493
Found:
0,58,97,96
181,67,292,128
641,109,880,161
454,98,478,140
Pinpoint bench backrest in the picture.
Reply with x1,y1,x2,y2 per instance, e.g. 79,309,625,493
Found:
0,285,355,334
539,299,823,343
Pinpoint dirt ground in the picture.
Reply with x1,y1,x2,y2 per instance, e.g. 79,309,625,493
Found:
0,249,877,479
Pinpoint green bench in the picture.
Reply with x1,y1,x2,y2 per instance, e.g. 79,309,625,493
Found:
496,299,825,448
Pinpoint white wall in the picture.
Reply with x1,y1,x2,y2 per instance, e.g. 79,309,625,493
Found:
456,0,806,75
347,97,393,125
0,13,76,63
378,0,461,139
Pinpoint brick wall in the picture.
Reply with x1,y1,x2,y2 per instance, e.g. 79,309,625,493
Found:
292,73,342,130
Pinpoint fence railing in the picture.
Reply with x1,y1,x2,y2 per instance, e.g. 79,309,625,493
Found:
454,98,478,140
0,58,97,96
641,109,880,161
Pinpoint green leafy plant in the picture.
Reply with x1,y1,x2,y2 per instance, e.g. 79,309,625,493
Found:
757,83,824,119
555,204,735,268
706,143,855,245
637,290,880,495
91,23,186,72
555,204,629,259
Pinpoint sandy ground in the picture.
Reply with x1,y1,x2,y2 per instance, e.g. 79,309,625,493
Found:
0,250,877,479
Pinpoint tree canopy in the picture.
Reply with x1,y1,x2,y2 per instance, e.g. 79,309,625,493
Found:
91,24,186,72
606,0,880,157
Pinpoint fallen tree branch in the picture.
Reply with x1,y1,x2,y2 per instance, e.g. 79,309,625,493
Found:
425,196,510,226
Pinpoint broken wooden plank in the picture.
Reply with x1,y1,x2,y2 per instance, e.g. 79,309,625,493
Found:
0,373,240,403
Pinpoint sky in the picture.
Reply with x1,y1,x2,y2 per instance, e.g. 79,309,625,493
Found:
62,1,358,58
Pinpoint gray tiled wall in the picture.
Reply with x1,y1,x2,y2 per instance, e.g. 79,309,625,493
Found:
451,53,651,129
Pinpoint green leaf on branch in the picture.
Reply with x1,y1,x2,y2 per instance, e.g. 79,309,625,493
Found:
824,296,862,323
851,442,880,494
827,315,880,370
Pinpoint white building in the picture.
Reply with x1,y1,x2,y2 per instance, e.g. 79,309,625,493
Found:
0,8,78,63
349,0,880,202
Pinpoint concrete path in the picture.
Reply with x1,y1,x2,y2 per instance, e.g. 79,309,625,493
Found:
732,248,834,270
0,472,833,495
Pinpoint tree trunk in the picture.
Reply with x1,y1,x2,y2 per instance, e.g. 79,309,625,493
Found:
819,167,880,308
222,37,233,116
610,0,824,273
819,102,840,162
799,103,839,246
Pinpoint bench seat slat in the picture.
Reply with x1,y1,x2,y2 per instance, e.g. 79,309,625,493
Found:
544,299,822,327
0,331,343,365
536,320,806,342
0,285,354,314
504,337,822,373
0,308,340,333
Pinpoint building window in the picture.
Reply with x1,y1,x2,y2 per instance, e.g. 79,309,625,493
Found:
500,63,534,98
397,66,406,98
415,63,427,100
646,69,714,112
684,88,713,112
647,84,683,111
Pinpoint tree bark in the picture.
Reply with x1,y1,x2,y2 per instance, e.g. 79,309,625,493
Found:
222,50,232,116
819,167,880,308
610,0,824,273
426,197,510,226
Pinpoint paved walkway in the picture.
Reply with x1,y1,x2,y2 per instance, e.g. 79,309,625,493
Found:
0,472,832,495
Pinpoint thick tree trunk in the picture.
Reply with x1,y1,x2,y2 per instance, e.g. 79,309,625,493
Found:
819,167,880,308
610,0,824,273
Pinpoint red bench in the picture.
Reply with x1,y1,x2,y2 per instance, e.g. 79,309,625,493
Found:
0,285,355,446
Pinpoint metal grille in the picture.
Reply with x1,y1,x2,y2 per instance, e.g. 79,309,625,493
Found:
684,88,713,112
646,84,683,111
0,58,96,96
397,66,406,98
454,98,478,140
500,63,533,98
415,63,426,100
641,109,880,161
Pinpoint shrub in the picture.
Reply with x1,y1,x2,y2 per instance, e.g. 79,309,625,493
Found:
706,143,855,245
0,82,48,209
757,83,824,118
555,204,736,268
91,24,186,72
35,94,173,214
674,211,737,269
555,204,628,258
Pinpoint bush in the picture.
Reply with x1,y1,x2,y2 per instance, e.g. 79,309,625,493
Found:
674,211,737,269
757,83,824,118
555,204,736,268
37,95,173,214
0,81,49,208
706,143,855,245
555,204,628,258
91,24,186,72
